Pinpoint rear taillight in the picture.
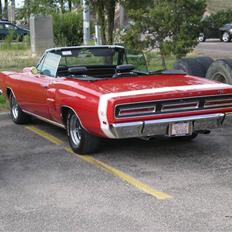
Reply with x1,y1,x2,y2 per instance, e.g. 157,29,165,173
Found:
204,98,232,108
118,106,156,117
161,102,199,112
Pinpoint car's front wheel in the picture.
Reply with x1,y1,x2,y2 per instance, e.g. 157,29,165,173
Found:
222,32,231,42
66,111,100,155
10,93,30,124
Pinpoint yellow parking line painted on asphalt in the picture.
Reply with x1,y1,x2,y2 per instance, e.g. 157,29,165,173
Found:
65,147,172,200
25,125,172,200
25,126,63,145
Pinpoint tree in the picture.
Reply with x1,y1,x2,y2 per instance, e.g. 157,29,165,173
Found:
3,0,8,19
203,9,232,30
60,0,65,13
90,0,152,45
121,0,152,10
19,0,81,20
53,11,83,46
90,0,116,44
123,0,206,68
0,0,2,19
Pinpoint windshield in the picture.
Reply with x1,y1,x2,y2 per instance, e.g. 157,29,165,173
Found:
37,46,149,80
53,47,124,66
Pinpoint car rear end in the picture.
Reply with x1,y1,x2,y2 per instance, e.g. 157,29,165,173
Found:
98,83,232,139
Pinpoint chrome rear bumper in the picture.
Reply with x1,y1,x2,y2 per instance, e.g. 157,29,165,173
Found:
0,89,3,96
109,113,232,139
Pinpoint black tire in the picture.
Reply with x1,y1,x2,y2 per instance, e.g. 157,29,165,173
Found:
206,59,232,84
195,57,214,75
18,36,23,42
173,58,206,77
222,31,231,43
66,110,100,155
10,93,30,124
198,33,206,42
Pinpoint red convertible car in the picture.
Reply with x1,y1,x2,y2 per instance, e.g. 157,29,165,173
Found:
1,45,232,154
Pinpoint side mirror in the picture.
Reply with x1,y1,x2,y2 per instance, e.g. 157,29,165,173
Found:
31,67,39,75
23,67,39,75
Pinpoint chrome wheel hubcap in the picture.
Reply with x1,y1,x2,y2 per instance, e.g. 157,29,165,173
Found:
69,114,82,146
12,97,19,119
223,32,229,42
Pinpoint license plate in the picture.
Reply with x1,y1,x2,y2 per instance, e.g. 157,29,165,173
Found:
169,122,192,136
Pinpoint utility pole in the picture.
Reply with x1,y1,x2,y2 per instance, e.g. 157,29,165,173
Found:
119,5,125,29
83,0,90,45
4,0,8,20
10,0,15,23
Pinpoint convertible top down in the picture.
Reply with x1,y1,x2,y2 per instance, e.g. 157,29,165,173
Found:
1,45,232,154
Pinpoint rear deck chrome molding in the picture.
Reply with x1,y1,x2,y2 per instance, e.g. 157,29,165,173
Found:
109,113,231,139
23,110,65,129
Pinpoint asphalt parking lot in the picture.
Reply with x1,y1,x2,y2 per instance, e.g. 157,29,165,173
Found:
195,39,232,58
1,112,232,232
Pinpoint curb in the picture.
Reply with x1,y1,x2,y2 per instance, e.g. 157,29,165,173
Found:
0,112,9,116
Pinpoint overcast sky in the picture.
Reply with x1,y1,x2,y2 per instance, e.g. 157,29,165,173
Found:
15,0,24,7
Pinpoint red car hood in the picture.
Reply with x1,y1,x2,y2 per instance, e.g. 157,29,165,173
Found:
77,74,232,98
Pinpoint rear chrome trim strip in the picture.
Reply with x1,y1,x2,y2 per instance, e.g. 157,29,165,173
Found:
23,110,65,129
110,113,227,139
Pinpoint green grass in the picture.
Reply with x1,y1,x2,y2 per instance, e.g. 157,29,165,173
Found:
0,49,38,72
0,48,37,110
0,95,8,111
146,52,176,71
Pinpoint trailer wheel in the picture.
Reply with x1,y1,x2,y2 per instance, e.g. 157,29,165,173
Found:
173,58,206,77
206,59,232,84
195,57,214,75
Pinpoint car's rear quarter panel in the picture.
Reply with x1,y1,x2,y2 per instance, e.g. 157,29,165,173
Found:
52,79,104,137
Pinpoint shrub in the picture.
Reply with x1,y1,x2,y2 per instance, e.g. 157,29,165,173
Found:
123,0,206,68
202,9,232,30
53,12,83,46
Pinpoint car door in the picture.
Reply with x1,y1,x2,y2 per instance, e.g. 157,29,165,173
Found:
0,23,7,39
4,23,17,38
20,53,61,119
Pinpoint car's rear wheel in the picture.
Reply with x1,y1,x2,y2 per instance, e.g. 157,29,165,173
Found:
66,111,100,155
10,93,30,124
198,33,206,42
222,32,231,42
